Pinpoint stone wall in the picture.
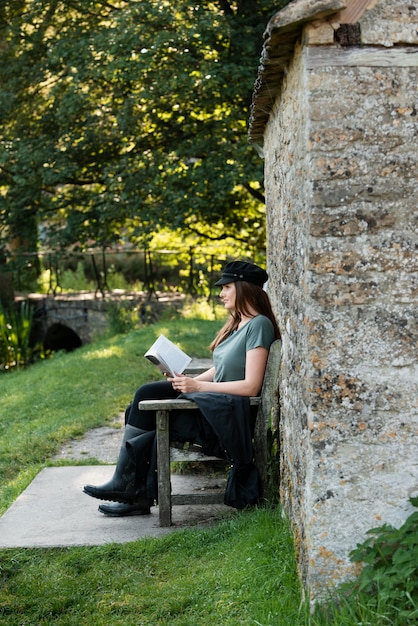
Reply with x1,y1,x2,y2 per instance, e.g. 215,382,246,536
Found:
30,294,110,349
262,0,418,599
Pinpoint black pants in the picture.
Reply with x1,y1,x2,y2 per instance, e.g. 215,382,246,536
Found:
124,380,208,444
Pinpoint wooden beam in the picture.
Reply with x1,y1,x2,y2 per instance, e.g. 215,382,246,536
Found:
336,0,372,24
307,46,418,68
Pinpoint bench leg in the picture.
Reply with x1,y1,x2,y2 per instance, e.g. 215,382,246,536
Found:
156,409,172,526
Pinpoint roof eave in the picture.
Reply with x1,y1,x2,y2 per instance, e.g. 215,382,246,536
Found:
248,0,347,146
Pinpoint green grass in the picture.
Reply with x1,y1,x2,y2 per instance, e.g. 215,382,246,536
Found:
0,507,307,625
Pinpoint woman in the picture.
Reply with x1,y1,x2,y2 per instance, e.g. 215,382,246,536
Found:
83,260,280,516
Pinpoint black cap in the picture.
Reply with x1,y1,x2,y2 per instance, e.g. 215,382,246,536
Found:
214,261,268,287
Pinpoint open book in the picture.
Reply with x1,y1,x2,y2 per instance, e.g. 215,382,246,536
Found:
144,334,192,377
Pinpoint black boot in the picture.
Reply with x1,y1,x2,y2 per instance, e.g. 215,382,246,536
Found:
98,495,151,517
83,425,146,503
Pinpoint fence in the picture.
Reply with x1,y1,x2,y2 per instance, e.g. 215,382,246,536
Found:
2,247,248,300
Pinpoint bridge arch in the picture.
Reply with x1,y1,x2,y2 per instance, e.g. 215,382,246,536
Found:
43,323,82,352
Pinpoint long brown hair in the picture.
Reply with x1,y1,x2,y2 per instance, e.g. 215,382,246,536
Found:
210,281,281,351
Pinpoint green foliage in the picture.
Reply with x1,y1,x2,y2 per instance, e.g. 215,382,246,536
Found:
182,296,225,321
349,497,418,622
0,300,35,371
265,420,281,505
107,297,226,337
0,0,289,263
311,497,418,625
55,262,95,292
105,302,140,335
40,262,97,293
105,301,160,335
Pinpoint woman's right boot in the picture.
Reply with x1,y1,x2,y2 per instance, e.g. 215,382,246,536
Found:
83,425,146,503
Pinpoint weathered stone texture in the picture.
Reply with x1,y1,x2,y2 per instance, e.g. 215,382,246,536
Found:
263,0,417,601
358,0,418,46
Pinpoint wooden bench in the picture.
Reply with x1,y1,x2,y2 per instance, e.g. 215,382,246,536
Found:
138,340,282,526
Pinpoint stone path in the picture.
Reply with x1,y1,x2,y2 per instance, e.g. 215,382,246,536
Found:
0,465,229,548
53,412,125,464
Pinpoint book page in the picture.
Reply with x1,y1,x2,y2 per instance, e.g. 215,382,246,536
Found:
144,335,192,377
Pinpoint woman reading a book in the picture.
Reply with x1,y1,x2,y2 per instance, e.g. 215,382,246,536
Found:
83,260,280,516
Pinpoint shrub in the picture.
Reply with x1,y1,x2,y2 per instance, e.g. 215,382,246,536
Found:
347,496,418,623
312,497,418,625
0,300,34,371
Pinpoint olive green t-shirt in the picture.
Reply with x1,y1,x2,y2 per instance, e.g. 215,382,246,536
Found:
213,315,275,384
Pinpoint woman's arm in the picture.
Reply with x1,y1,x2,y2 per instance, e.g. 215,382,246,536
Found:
193,366,216,382
169,347,268,397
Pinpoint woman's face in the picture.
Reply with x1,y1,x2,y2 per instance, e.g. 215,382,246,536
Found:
219,282,236,312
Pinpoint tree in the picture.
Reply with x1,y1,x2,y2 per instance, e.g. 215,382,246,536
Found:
0,0,288,280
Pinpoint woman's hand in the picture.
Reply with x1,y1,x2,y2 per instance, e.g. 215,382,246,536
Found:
169,374,201,394
169,347,269,397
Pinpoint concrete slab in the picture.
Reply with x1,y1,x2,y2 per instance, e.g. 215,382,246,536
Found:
0,466,230,549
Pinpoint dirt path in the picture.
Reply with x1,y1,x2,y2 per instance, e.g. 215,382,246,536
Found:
53,413,124,464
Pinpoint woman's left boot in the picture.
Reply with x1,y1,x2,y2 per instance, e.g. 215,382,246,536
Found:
83,425,146,503
98,495,151,517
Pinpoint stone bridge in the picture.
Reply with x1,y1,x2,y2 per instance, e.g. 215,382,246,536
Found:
27,291,184,352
